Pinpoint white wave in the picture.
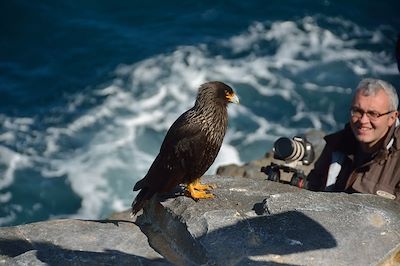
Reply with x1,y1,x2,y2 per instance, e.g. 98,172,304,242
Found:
303,82,352,94
0,132,15,143
0,146,30,226
0,211,16,226
0,146,30,189
2,117,34,133
0,191,11,203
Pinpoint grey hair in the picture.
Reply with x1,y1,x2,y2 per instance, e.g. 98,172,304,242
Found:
355,78,399,111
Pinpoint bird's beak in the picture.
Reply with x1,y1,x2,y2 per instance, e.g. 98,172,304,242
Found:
226,93,240,104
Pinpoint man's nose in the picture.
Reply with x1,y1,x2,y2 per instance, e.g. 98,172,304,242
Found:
360,112,371,122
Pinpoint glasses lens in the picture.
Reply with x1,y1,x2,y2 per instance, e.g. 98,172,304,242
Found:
366,111,380,119
350,108,362,118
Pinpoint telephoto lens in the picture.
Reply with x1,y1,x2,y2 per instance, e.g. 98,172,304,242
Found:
273,137,305,162
273,136,315,165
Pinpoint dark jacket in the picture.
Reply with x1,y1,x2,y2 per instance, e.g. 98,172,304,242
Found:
307,123,400,202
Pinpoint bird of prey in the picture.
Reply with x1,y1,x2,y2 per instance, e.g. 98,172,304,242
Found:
131,81,239,215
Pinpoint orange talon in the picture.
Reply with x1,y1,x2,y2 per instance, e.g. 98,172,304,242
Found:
186,180,215,200
191,178,217,191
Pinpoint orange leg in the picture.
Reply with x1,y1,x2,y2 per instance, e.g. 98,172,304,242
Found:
191,178,216,191
186,178,215,200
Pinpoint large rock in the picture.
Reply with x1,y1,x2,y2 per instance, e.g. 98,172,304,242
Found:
0,217,172,265
1,175,399,265
137,175,400,266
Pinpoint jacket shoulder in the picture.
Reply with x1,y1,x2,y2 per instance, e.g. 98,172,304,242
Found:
392,126,400,150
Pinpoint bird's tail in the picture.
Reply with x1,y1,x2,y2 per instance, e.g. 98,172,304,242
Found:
131,188,151,216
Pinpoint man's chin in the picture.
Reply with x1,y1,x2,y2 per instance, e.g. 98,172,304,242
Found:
354,133,372,144
351,127,375,143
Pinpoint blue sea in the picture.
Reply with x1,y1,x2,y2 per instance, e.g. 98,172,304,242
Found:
1,1,399,226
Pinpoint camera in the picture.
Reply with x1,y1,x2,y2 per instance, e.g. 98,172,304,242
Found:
273,136,314,166
260,136,315,188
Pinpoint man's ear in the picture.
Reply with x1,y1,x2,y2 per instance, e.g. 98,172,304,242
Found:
388,111,399,126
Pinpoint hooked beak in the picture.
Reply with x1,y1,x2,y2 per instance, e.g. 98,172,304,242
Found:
226,93,240,104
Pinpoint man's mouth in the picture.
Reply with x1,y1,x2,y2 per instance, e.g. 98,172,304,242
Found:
356,127,372,134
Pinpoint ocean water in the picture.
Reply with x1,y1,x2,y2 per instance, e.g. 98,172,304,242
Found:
1,1,399,226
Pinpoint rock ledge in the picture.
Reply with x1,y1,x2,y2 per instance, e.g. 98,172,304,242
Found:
1,175,399,266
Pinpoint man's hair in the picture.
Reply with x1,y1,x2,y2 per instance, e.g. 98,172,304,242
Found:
356,78,399,111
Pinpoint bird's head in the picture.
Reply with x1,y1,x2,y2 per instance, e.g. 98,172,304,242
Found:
222,84,240,105
196,81,239,108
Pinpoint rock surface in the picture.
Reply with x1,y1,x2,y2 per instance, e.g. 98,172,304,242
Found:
1,175,399,265
0,218,172,266
138,175,400,266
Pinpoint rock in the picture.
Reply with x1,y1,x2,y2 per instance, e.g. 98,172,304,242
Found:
0,215,172,265
1,175,399,265
216,163,246,177
137,175,400,266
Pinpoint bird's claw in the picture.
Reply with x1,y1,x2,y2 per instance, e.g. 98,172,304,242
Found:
185,189,215,200
193,182,217,191
186,180,216,200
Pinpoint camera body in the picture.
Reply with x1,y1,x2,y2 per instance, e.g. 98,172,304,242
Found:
261,136,315,188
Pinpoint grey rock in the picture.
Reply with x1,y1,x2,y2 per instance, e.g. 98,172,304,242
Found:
138,175,400,266
0,217,172,266
1,175,399,266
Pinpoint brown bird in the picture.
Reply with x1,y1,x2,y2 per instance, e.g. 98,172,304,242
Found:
131,81,239,215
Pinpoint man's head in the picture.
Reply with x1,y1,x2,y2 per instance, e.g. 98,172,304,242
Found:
350,78,399,152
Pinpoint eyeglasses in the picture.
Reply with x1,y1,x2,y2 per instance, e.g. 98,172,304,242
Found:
350,107,394,120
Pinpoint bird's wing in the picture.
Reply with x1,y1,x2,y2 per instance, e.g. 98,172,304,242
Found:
134,110,205,190
160,110,205,154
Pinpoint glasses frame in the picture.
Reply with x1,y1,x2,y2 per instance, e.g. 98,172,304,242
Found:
350,107,394,120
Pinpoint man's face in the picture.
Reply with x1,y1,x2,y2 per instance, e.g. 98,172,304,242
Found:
350,89,398,151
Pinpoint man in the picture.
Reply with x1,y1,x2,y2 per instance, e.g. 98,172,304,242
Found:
307,78,400,202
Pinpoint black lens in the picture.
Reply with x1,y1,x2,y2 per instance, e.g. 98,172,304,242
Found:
274,137,294,159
